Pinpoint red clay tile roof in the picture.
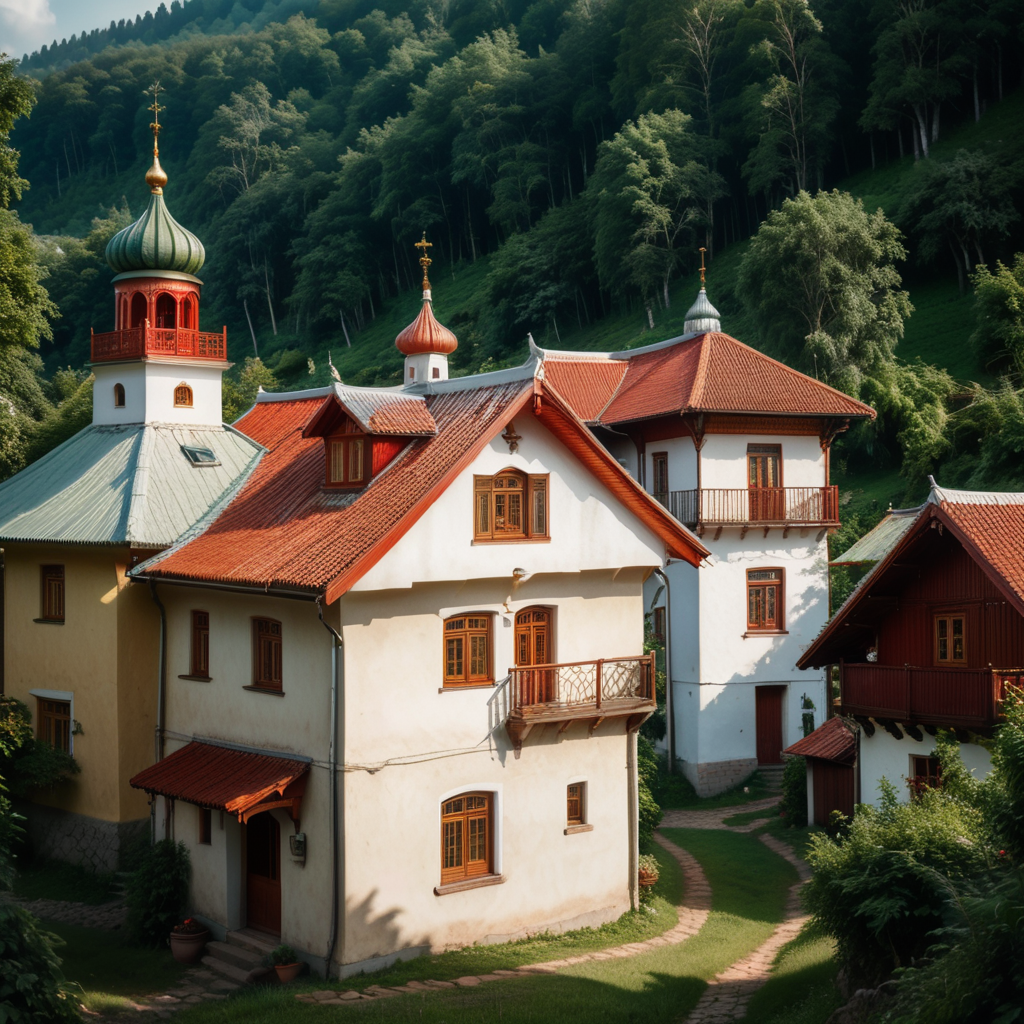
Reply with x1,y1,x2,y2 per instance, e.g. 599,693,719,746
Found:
544,333,874,425
784,716,857,764
542,358,627,422
939,499,1024,610
129,741,309,819
137,377,708,601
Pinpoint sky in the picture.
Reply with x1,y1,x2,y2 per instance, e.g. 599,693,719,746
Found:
1,0,153,60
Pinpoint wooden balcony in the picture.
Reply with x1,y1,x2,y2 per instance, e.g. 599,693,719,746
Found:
91,324,228,363
505,654,656,756
840,662,1024,730
656,486,839,535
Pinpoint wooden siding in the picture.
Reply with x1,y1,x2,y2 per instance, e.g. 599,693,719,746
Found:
877,533,1024,669
812,760,854,825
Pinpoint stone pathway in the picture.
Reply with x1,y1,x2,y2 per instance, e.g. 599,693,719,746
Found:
295,834,712,1008
138,968,241,1020
682,833,812,1024
6,894,128,930
659,796,781,832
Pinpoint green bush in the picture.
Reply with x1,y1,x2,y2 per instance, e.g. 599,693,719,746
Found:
637,735,662,852
805,776,988,987
125,840,191,948
779,755,808,827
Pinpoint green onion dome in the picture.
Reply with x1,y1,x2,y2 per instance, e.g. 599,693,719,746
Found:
105,161,205,277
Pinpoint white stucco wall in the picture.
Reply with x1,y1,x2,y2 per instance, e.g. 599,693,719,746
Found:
859,729,994,808
645,436,697,494
92,360,224,427
700,434,825,489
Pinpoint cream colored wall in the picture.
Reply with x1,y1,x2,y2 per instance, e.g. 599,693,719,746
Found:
3,544,157,823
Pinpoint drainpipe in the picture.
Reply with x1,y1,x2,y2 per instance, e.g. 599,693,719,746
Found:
148,580,167,845
317,596,343,978
652,565,674,772
626,728,639,911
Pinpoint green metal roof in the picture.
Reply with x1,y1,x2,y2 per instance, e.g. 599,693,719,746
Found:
106,191,205,276
832,505,924,564
0,424,263,548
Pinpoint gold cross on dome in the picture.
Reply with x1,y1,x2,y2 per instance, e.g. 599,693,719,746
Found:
147,81,165,143
699,246,707,287
415,232,433,287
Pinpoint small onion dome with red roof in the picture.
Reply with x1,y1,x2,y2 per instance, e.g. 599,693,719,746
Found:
397,233,457,384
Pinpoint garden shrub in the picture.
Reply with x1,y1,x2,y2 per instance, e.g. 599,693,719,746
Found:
637,734,662,851
779,755,807,827
126,839,191,947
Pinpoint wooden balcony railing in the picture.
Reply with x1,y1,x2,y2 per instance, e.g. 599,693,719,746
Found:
505,653,656,755
91,324,228,363
657,486,839,529
840,662,1024,729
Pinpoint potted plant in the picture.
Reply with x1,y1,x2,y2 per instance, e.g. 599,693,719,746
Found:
169,918,210,964
638,853,660,889
268,944,304,983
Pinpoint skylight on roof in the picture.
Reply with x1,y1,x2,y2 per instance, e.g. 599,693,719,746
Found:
181,445,220,467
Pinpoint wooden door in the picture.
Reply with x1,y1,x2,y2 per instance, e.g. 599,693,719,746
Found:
748,445,783,521
755,686,785,764
515,607,553,705
812,760,854,825
246,812,281,935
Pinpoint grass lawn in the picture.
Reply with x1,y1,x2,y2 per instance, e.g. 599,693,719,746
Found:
722,807,778,827
13,859,119,905
169,829,797,1023
740,923,841,1024
43,919,189,1016
656,767,773,810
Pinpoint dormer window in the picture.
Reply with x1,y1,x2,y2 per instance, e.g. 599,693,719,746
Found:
327,435,366,488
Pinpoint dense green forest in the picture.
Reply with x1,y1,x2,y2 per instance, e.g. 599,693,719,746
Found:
1,0,1024,523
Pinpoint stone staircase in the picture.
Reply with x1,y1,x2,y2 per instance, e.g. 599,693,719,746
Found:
202,928,277,985
757,764,786,794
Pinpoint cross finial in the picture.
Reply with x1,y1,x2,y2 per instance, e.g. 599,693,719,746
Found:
699,246,707,287
414,232,433,290
147,81,165,151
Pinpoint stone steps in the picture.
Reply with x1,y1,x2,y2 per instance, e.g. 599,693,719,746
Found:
757,765,786,793
201,929,277,986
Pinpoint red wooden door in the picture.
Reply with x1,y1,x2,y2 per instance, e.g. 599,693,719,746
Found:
246,813,281,935
515,607,553,704
755,686,785,764
748,446,783,520
812,760,854,824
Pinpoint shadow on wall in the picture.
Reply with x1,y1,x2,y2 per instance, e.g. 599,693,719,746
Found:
343,887,430,974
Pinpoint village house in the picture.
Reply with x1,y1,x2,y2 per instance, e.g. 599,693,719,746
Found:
125,246,708,979
0,136,261,870
533,279,875,794
794,481,1024,824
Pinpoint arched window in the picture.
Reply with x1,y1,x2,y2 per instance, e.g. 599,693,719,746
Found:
113,383,125,408
155,293,177,329
473,470,549,541
130,292,147,329
440,792,493,886
182,294,197,330
174,383,193,408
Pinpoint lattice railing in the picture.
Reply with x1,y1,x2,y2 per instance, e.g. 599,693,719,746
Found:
508,654,655,714
91,325,227,362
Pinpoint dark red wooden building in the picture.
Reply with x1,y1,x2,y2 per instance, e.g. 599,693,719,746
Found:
784,716,857,825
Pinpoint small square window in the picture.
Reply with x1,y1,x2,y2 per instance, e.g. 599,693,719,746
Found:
198,807,212,845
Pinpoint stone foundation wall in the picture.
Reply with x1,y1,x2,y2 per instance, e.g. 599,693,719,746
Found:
16,801,149,873
681,757,759,797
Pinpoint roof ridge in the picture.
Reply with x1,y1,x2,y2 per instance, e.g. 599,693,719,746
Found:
688,332,714,410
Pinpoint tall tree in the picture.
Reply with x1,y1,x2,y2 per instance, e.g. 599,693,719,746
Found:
0,54,34,208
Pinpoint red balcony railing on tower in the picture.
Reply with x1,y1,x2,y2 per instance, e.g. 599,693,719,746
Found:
655,487,839,529
839,662,1024,729
91,324,228,363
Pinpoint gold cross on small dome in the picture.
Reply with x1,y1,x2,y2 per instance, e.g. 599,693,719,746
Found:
415,233,433,288
699,246,707,287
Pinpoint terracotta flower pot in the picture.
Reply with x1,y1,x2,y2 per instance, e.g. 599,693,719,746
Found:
638,869,659,888
169,929,210,964
274,961,304,983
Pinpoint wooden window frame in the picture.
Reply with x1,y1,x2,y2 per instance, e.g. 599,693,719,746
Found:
653,606,666,645
198,807,212,845
251,618,283,692
652,452,668,502
439,791,494,887
36,697,71,754
325,434,368,490
190,610,210,679
909,755,942,799
174,383,194,408
113,383,125,408
746,568,784,633
567,782,585,825
443,614,493,688
934,612,966,665
473,471,550,543
40,565,65,623
747,443,783,488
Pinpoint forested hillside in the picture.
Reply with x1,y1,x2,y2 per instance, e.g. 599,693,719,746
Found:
2,0,1024,515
